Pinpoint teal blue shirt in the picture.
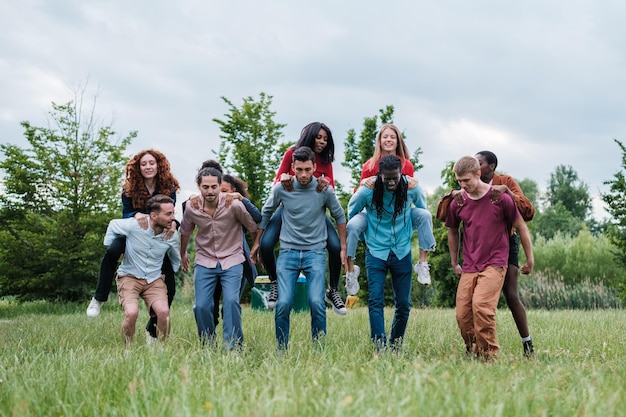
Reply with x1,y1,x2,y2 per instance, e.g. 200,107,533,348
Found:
348,180,426,261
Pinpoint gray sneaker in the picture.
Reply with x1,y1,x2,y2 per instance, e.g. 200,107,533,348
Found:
345,265,360,295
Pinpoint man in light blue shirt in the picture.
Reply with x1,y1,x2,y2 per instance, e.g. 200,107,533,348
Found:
348,155,429,351
104,194,181,346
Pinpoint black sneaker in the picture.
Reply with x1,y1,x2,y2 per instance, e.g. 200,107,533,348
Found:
268,281,278,309
324,288,347,315
523,339,535,357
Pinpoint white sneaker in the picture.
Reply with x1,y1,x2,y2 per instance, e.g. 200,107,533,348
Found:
86,297,104,317
414,262,431,285
345,265,360,296
146,330,158,346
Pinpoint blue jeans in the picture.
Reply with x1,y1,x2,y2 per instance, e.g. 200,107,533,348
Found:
275,249,327,350
211,232,257,326
365,249,412,349
347,208,436,259
193,263,243,349
260,206,342,289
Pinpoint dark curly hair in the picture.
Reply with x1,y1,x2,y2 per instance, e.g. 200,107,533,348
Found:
123,149,180,210
222,174,249,199
293,122,335,165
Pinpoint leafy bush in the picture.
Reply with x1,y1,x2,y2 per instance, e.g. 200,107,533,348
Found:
530,228,626,302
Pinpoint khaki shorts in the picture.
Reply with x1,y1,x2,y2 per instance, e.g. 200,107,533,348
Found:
116,274,168,315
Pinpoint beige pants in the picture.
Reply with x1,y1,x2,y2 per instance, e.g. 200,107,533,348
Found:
456,266,506,358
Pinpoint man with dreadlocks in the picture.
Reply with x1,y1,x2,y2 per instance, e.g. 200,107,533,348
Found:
348,154,431,351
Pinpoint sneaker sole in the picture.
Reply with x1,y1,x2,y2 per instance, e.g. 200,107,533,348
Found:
346,284,360,296
324,296,347,316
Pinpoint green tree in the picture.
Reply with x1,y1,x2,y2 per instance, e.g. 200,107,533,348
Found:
518,178,540,209
0,93,134,301
427,160,461,307
341,105,395,189
213,93,287,209
533,202,585,240
602,139,626,265
546,164,591,221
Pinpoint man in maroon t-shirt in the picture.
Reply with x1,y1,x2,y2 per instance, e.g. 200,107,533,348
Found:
446,156,534,361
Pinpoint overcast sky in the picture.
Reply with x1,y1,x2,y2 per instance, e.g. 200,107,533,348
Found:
2,0,625,219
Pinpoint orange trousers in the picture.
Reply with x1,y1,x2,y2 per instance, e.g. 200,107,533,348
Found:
455,266,506,358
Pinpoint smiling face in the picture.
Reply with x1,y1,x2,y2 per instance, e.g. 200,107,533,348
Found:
381,167,402,191
139,153,158,180
379,127,399,155
313,128,328,154
292,159,316,185
198,175,220,203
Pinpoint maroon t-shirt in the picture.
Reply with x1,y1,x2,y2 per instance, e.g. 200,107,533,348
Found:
445,188,519,272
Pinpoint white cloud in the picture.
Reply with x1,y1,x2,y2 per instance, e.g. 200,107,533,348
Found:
1,0,625,223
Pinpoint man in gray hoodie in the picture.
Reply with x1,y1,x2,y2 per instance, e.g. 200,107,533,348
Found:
251,146,347,351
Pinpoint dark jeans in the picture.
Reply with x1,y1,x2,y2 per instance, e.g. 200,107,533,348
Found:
366,249,412,349
93,236,176,337
259,207,341,290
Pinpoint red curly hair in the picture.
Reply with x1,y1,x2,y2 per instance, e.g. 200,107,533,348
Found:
123,149,180,210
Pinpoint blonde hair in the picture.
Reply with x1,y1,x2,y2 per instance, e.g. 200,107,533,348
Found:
365,124,411,173
453,156,480,176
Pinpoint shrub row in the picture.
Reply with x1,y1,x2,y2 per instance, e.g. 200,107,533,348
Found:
517,272,622,309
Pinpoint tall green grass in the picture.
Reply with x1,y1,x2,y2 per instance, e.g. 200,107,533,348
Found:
1,300,626,417
518,272,622,309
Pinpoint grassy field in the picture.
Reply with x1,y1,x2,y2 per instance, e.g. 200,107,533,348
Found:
1,299,626,417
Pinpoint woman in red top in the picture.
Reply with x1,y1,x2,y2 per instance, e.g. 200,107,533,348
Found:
345,124,435,294
359,125,414,181
259,122,346,315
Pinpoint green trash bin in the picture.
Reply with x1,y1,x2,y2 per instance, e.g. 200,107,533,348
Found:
293,274,309,313
251,274,309,312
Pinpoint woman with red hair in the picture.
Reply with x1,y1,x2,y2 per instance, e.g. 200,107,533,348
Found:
86,149,180,341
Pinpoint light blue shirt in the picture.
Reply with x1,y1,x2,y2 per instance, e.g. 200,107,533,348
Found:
104,217,181,283
348,180,426,261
